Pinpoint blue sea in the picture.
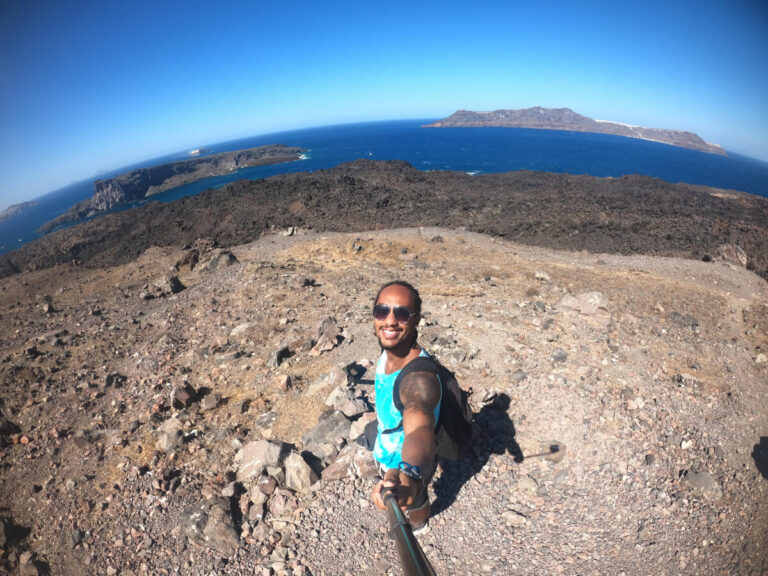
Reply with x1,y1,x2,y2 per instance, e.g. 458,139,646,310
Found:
2,119,768,255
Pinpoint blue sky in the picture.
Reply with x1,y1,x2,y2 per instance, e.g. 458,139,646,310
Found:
1,0,767,210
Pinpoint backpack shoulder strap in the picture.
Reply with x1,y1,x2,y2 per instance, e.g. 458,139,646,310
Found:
393,356,441,413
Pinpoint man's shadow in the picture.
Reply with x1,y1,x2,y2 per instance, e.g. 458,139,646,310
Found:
432,393,524,516
753,437,768,480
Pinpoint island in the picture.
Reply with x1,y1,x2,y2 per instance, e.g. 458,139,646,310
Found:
0,200,35,223
424,107,727,156
39,144,305,232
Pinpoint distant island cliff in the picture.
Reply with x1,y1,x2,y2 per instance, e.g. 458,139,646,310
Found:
424,107,727,156
0,201,35,223
39,144,305,232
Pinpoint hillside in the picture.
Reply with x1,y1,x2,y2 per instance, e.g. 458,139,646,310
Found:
0,227,766,575
2,160,767,281
424,107,727,156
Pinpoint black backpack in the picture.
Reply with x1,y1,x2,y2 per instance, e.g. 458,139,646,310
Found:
393,356,473,460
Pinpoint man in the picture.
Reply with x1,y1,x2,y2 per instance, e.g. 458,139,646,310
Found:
370,280,441,532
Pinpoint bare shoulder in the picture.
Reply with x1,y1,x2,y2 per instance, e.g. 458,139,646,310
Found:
399,370,440,413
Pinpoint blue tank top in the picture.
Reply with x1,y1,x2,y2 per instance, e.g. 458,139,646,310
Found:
373,349,441,470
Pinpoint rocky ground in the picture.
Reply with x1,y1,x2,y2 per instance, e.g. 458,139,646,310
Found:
1,226,767,575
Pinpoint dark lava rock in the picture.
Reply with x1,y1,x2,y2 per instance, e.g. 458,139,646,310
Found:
171,381,198,409
4,160,767,281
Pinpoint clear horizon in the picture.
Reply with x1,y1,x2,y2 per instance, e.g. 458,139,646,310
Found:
2,0,767,211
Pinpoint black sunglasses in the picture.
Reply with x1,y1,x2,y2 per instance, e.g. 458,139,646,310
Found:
373,304,415,324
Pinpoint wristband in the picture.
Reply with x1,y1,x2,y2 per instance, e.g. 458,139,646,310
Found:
398,461,422,481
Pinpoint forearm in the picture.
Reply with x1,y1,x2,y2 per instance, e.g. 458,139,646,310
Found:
400,424,435,471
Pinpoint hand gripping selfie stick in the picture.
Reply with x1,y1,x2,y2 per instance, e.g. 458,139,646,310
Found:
381,487,437,576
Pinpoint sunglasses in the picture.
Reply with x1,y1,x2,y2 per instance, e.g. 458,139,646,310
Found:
372,304,415,324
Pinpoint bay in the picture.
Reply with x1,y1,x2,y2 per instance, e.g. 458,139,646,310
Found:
3,119,768,255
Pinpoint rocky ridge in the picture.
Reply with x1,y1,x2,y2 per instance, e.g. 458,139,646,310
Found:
0,227,766,575
38,144,305,233
424,107,727,156
3,160,767,282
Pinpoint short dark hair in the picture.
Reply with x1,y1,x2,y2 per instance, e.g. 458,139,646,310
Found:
374,280,422,315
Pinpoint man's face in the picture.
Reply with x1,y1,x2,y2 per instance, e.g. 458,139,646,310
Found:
374,285,419,352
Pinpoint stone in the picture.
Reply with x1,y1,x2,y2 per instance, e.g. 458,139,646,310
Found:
353,448,379,478
512,476,539,497
267,346,291,369
310,317,342,356
268,489,297,518
550,348,568,363
154,275,185,294
308,366,347,395
229,323,258,345
322,444,378,480
235,440,288,482
756,353,767,365
302,410,351,450
183,500,239,556
716,244,747,267
274,375,291,391
70,528,84,549
171,381,198,409
257,475,278,495
502,510,528,527
198,249,239,272
325,386,368,418
556,292,610,316
321,446,355,481
339,397,369,418
510,369,527,383
105,373,126,388
284,452,319,492
534,271,551,282
155,417,183,453
200,393,222,412
683,470,722,500
349,412,377,441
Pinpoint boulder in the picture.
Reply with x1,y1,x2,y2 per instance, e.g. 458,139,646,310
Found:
310,317,342,355
235,440,288,482
556,292,610,316
716,244,747,267
349,412,377,442
183,499,239,556
154,274,185,294
308,365,347,395
228,322,258,345
156,417,183,453
171,381,198,408
198,249,239,272
321,444,379,481
284,452,319,492
268,488,297,518
302,410,351,464
267,346,291,369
